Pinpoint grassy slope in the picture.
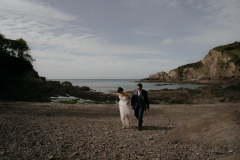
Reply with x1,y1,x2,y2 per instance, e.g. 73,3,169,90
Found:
214,41,240,67
231,49,240,58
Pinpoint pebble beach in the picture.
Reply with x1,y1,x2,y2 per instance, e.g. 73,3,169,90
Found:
1,102,240,160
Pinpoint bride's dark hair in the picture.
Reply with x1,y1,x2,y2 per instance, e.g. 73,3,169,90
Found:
117,87,124,93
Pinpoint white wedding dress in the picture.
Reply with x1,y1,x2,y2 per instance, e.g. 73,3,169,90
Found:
118,95,135,128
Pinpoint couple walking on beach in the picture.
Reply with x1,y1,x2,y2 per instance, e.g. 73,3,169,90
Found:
117,83,149,131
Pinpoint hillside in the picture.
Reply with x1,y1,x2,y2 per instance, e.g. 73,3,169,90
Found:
141,41,240,83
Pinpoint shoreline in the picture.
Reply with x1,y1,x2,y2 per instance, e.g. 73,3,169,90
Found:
91,82,208,94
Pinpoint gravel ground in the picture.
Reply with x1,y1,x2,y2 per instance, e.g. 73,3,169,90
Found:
1,102,240,160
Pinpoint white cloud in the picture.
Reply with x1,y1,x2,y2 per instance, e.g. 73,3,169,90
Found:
130,28,163,37
204,0,240,28
0,0,77,22
0,1,164,59
161,38,174,46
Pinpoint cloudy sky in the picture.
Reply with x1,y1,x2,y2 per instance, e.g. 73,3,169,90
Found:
1,0,240,79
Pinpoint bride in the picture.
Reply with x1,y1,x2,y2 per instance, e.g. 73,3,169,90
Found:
117,87,135,129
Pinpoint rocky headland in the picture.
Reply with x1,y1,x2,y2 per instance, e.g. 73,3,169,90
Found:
135,41,240,104
139,41,240,84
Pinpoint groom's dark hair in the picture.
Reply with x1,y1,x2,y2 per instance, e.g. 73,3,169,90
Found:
137,83,142,87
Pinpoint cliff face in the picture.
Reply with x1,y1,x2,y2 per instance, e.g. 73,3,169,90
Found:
142,44,240,83
149,71,170,81
167,49,240,80
201,49,239,77
0,66,91,101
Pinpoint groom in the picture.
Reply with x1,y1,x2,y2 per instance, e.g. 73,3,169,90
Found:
131,83,149,131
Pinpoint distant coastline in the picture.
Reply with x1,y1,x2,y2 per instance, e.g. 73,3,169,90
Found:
47,79,207,93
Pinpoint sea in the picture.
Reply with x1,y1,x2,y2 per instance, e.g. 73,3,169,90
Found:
47,79,206,94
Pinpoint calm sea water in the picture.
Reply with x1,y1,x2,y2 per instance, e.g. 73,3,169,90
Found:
48,79,206,94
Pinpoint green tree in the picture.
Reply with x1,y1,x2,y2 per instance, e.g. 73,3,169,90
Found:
10,38,34,62
0,34,12,55
0,33,35,63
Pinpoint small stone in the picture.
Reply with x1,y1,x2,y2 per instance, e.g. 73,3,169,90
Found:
138,152,144,156
80,151,86,155
48,155,54,160
73,152,79,155
149,136,154,140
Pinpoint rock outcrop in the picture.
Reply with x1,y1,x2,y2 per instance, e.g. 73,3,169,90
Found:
140,41,240,83
80,86,90,91
149,71,169,81
61,81,73,87
0,67,96,101
168,49,240,80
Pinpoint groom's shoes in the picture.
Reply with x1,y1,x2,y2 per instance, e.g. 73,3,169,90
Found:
137,127,141,131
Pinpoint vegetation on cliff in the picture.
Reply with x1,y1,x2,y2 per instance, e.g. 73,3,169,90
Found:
214,41,240,67
0,33,34,78
176,61,203,79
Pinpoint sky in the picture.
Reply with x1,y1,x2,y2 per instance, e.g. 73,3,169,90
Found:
1,0,240,79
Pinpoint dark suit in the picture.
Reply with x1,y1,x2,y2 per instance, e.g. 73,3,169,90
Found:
131,89,149,128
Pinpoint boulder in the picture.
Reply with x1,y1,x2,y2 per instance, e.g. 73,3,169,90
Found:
46,81,61,86
149,71,169,81
39,76,46,82
168,70,178,79
74,86,81,89
61,81,73,87
80,86,90,91
22,69,39,77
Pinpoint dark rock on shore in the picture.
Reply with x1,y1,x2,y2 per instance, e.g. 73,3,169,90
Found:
80,86,90,91
60,81,72,86
39,76,46,82
1,66,240,105
139,79,240,104
154,83,173,86
0,68,117,103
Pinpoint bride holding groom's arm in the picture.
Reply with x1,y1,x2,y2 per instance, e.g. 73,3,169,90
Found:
117,87,135,129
